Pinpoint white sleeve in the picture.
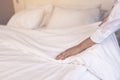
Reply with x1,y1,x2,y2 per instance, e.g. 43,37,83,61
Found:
90,19,120,43
90,1,120,43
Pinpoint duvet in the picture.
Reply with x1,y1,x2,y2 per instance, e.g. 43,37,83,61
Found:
0,22,120,80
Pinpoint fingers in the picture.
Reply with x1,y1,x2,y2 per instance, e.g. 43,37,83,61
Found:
55,54,65,60
55,55,65,60
55,53,68,60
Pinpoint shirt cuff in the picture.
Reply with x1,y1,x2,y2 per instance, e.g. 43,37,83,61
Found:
90,29,111,43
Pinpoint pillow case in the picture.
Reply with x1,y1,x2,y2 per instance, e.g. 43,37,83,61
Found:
47,6,101,28
39,4,54,27
7,4,53,29
7,8,44,29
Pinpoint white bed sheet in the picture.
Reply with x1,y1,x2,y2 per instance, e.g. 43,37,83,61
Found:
0,22,120,80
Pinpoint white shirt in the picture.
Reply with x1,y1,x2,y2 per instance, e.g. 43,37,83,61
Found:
90,0,120,43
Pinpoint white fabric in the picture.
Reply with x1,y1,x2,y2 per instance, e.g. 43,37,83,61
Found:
0,22,120,80
47,6,100,28
7,4,54,29
38,4,54,27
90,0,120,43
7,8,44,29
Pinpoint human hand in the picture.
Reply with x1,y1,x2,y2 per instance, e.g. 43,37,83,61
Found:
55,38,95,60
55,46,80,60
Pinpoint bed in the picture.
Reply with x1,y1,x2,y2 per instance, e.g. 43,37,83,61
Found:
0,0,120,80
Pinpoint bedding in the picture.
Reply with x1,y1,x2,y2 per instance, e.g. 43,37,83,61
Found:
8,4,104,29
47,6,101,28
7,4,54,29
7,8,44,29
0,22,120,80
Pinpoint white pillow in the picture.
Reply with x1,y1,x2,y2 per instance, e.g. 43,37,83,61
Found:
7,8,44,29
7,4,54,29
26,4,54,27
39,4,54,27
47,6,101,28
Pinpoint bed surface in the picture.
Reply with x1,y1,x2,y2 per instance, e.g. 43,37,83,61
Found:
0,22,120,80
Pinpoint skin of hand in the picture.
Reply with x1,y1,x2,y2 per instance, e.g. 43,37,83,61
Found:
56,38,95,60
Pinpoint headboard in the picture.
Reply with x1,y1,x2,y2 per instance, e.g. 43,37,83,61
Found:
13,0,115,13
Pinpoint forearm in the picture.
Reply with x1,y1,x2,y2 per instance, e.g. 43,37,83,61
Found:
74,19,120,54
56,37,96,60
73,37,96,54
